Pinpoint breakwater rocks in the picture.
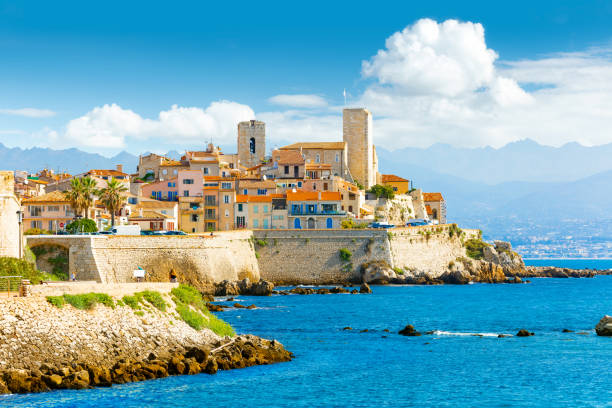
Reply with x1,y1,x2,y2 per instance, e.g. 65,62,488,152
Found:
595,316,612,336
0,296,291,394
276,283,372,295
213,278,275,296
508,266,599,279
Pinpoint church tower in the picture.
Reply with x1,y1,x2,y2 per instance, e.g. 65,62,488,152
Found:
343,108,376,189
237,120,266,168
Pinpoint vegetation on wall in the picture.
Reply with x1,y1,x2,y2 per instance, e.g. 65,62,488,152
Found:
339,248,352,261
171,284,235,337
24,228,52,235
0,256,53,284
367,184,395,199
464,238,490,260
341,218,368,229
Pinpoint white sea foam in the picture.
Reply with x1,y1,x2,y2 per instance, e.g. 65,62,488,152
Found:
432,330,511,338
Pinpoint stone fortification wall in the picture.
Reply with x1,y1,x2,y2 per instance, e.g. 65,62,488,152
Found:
26,231,259,290
253,229,391,284
256,226,479,284
0,171,20,258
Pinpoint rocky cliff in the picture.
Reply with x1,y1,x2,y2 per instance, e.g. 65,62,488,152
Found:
0,292,291,394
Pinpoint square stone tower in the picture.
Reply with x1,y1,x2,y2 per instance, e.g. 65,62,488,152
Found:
343,108,376,189
237,120,266,168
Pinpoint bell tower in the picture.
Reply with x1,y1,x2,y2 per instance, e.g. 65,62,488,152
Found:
237,120,266,168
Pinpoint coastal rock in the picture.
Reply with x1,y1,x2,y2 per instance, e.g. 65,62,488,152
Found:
249,280,275,296
290,287,315,295
214,280,241,296
214,279,274,296
361,260,396,284
206,303,226,312
595,315,612,336
359,283,372,294
398,325,421,336
516,329,534,337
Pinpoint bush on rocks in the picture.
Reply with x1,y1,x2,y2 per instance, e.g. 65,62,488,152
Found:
47,293,115,310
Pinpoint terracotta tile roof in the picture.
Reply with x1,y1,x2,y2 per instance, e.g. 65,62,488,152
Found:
423,192,444,202
279,142,346,150
22,191,68,204
382,174,409,183
238,179,277,189
425,204,433,215
87,169,128,177
129,210,172,220
272,149,305,165
286,191,341,202
305,163,332,170
134,200,177,209
160,159,185,167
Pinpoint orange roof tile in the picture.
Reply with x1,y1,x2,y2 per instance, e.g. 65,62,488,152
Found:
423,192,444,202
279,142,346,150
425,204,433,215
286,191,341,202
238,179,277,189
272,149,305,165
87,169,128,177
22,191,68,204
305,163,332,170
382,174,409,183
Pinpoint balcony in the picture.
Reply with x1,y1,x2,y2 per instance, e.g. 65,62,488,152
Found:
205,213,216,220
289,210,346,216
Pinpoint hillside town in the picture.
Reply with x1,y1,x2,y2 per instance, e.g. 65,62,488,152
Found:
2,108,446,239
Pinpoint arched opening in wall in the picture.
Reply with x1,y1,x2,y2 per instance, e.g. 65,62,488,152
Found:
432,208,438,220
169,269,177,282
250,137,256,154
307,218,315,229
29,244,70,281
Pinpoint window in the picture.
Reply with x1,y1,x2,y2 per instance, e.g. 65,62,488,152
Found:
257,189,266,195
167,182,176,187
323,183,328,191
30,220,42,229
348,206,353,213
307,204,316,213
205,196,216,206
161,210,167,214
192,228,196,233
243,189,247,195
250,137,256,154
184,190,190,197
29,206,42,216
225,209,229,217
183,179,194,184
48,221,54,231
206,222,215,231
236,216,246,228
237,203,244,212
263,205,269,213
206,209,215,219
190,202,200,210
253,219,259,228
335,153,339,162
224,195,230,204
393,187,398,191
162,169,167,175
315,154,320,163
253,205,259,214
173,170,178,175
47,206,60,212
313,183,317,190
191,214,199,222
297,181,302,187
203,167,209,175
263,219,269,229
221,182,231,189
284,165,289,175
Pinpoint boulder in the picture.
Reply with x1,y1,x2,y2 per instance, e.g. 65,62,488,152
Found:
237,278,252,294
233,303,246,309
595,315,612,336
483,246,500,264
516,329,534,337
359,283,372,294
214,280,241,296
249,280,275,296
361,260,396,284
398,325,421,336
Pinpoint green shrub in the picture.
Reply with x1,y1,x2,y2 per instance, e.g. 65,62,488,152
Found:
255,239,268,247
172,284,235,337
140,290,166,311
61,293,115,310
176,303,206,330
171,284,206,311
367,184,395,199
341,218,368,229
66,219,98,234
465,238,490,260
24,228,51,235
206,312,236,337
393,267,404,275
339,248,352,261
46,296,65,308
134,311,144,317
122,295,141,310
0,256,47,284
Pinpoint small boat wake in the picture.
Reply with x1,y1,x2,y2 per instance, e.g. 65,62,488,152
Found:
432,330,511,338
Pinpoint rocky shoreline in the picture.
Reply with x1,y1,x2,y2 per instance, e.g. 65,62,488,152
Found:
0,294,291,395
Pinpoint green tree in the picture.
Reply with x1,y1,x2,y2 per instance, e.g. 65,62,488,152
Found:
367,184,395,199
98,178,128,227
64,177,84,217
79,176,99,219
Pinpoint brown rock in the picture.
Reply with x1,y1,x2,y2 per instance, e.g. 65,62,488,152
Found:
399,325,421,336
359,283,372,294
516,329,534,337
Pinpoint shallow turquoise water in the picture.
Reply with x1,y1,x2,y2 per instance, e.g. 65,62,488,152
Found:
4,275,612,407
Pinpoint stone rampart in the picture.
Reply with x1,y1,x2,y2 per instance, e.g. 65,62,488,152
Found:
26,230,259,289
255,225,480,284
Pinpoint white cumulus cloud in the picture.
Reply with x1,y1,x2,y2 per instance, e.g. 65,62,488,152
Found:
0,108,56,118
63,101,255,148
268,94,328,108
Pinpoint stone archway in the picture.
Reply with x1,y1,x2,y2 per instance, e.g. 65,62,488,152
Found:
29,244,70,280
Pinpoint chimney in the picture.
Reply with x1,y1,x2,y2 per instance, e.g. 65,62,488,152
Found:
116,164,123,173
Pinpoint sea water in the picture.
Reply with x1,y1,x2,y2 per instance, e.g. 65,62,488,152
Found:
4,262,612,407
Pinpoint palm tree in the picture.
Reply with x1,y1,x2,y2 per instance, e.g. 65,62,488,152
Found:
98,177,128,227
79,176,99,219
64,177,84,217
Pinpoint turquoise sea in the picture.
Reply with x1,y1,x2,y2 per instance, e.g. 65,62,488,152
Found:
4,260,612,407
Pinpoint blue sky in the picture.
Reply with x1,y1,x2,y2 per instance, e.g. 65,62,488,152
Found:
2,0,612,155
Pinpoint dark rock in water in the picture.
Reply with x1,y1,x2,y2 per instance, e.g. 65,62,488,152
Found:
226,297,234,302
399,325,421,336
562,329,573,333
382,335,387,338
359,283,372,294
342,327,353,331
233,303,246,309
516,329,534,337
206,303,226,312
351,289,358,294
330,286,349,294
214,279,274,296
214,280,241,296
424,330,435,335
497,334,510,338
383,329,390,333
316,288,331,295
279,291,290,296
595,315,612,336
246,304,257,310
360,329,369,333
289,287,315,295
249,280,275,296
